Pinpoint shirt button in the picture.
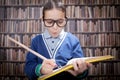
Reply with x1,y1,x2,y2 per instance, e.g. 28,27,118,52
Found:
52,49,54,51
52,41,54,43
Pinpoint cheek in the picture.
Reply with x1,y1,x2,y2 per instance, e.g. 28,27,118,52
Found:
56,28,63,33
46,28,54,35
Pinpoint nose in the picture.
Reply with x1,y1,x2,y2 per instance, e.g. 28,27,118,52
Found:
53,23,58,29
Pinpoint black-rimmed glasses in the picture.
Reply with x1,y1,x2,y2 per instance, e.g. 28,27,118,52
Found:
43,18,67,27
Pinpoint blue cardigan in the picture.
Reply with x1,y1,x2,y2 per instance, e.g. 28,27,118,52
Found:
24,32,87,80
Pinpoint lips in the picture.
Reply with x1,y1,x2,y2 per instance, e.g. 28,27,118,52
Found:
51,32,59,37
52,31,58,34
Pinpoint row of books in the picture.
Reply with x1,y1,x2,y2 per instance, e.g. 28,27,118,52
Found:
0,33,119,47
77,33,120,47
0,61,120,77
0,7,43,19
0,0,119,5
66,20,120,32
0,20,120,33
66,5,119,18
6,49,27,61
0,47,119,61
0,48,27,61
0,34,36,47
0,5,119,19
0,20,43,33
0,62,25,75
83,48,119,60
89,62,120,75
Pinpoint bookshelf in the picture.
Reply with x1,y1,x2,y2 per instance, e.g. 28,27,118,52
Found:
0,0,120,80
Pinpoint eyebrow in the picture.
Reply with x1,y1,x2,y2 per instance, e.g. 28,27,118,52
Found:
44,18,65,20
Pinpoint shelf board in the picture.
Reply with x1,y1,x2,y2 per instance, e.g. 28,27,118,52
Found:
0,74,27,77
0,4,119,7
0,74,120,77
0,18,41,21
88,74,120,77
69,17,120,20
0,60,25,63
65,4,120,6
0,46,120,49
0,60,120,63
0,74,120,79
82,46,120,48
72,32,120,34
0,4,43,7
0,17,120,21
0,46,27,49
0,32,120,35
0,32,41,34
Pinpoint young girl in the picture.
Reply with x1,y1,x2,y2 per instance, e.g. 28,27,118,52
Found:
24,0,91,80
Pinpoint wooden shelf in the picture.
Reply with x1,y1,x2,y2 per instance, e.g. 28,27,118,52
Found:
0,4,119,7
0,60,120,63
0,32,120,35
0,60,25,63
72,32,120,34
65,4,120,6
88,74,120,77
0,18,41,21
69,17,120,20
0,18,120,21
0,74,27,77
0,4,43,7
0,74,120,78
0,32,41,34
0,46,120,49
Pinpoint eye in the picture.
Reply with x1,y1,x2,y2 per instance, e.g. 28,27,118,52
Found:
57,19,64,24
45,19,53,24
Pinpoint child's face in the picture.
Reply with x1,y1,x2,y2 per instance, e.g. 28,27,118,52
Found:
44,9,66,38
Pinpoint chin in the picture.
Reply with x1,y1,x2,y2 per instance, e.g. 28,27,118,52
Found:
52,34,59,38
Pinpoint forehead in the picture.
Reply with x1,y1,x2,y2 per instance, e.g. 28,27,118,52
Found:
44,9,65,19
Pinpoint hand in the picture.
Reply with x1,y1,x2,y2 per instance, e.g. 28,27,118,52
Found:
40,59,57,75
67,58,92,76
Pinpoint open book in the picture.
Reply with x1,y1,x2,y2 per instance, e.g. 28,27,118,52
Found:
38,55,114,80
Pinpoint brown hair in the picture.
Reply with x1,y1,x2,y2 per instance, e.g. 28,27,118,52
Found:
43,0,66,19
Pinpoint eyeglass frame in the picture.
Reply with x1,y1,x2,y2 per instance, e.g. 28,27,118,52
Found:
43,17,67,27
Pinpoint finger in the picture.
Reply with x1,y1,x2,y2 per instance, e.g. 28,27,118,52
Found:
76,59,87,72
73,60,79,71
51,59,57,66
86,62,93,68
46,59,57,67
76,59,84,69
